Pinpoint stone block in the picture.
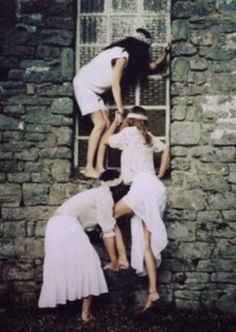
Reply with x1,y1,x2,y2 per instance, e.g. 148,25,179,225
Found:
38,147,71,159
213,239,236,258
0,183,21,206
50,97,73,115
0,240,15,257
178,242,212,259
35,220,47,237
23,184,49,206
14,238,44,259
15,148,39,161
37,82,73,96
61,48,74,80
172,1,195,19
51,159,71,182
172,20,188,41
222,210,236,221
216,0,236,12
0,114,19,130
190,59,208,71
3,221,26,238
172,42,197,57
171,57,189,82
171,146,188,157
184,174,229,192
7,173,31,183
171,158,191,171
4,105,25,115
211,272,236,284
42,29,73,47
168,188,206,210
3,262,34,280
208,192,236,210
171,121,201,145
167,221,196,241
190,31,214,46
48,183,78,205
171,105,186,120
197,211,222,223
197,259,235,272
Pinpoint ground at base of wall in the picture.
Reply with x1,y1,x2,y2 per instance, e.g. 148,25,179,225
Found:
0,301,235,332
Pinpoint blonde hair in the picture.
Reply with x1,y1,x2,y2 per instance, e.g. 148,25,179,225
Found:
127,106,152,146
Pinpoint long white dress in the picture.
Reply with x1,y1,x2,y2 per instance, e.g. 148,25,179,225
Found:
109,127,168,274
38,186,116,308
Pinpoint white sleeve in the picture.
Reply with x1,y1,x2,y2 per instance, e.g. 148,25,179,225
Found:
108,127,129,150
96,189,116,238
152,136,167,153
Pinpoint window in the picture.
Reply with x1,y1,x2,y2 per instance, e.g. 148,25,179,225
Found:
74,0,171,169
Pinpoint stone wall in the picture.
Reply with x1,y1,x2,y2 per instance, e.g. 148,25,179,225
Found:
0,0,236,313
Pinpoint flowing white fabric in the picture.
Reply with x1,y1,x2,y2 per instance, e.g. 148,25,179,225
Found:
122,172,168,275
38,215,108,308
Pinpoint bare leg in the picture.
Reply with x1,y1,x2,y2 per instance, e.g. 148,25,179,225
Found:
96,110,110,174
84,111,106,178
81,295,93,322
114,225,129,269
142,226,160,311
113,199,134,219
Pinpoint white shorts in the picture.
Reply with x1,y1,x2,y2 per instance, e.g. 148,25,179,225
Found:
73,75,107,116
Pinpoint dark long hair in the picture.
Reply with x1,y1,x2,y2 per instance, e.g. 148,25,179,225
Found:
126,106,153,146
104,29,152,83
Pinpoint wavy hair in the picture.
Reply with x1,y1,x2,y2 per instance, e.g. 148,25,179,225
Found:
126,106,153,146
104,29,152,83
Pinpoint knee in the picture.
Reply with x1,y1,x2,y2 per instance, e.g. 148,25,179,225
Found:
93,119,107,132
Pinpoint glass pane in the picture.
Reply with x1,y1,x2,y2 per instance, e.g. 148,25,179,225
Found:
142,16,168,44
146,109,166,136
79,46,103,67
103,83,136,107
112,0,138,12
143,0,169,12
110,16,137,41
81,0,105,13
78,140,88,167
80,16,107,44
140,77,166,105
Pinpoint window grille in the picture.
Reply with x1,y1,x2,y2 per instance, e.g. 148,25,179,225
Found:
74,0,171,169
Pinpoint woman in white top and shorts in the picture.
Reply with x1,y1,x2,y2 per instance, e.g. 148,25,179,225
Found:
73,28,171,179
104,106,170,311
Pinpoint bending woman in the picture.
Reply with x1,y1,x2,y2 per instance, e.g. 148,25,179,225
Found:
105,106,169,311
38,170,128,322
73,28,171,179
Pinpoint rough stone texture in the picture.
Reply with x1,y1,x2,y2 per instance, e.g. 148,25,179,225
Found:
0,0,235,315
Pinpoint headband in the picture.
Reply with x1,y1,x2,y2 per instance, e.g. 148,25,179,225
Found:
133,31,152,45
127,113,148,120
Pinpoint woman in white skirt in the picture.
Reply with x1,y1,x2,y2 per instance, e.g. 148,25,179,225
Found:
73,28,171,179
104,106,170,311
38,170,128,322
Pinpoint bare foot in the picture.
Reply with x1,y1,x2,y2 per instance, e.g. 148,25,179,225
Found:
142,292,160,312
81,168,99,179
118,258,129,270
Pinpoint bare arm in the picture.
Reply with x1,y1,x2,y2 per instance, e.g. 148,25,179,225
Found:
149,43,171,72
111,57,127,114
157,146,170,179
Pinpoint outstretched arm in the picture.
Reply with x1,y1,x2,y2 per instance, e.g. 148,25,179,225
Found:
157,146,170,179
111,57,127,115
149,42,171,72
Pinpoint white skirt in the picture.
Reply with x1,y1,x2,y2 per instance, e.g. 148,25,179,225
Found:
122,172,168,274
38,215,108,308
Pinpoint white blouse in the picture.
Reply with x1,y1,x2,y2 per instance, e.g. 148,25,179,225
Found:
55,186,116,238
77,46,129,94
109,127,166,184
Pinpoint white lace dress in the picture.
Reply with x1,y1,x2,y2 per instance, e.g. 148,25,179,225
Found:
38,186,115,308
109,127,168,274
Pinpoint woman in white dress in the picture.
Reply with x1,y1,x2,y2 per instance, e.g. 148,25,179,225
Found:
73,28,171,179
38,170,129,322
104,106,169,311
